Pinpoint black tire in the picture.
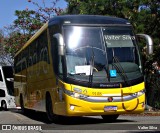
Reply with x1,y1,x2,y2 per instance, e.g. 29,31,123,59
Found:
1,101,7,111
46,94,59,123
101,114,119,122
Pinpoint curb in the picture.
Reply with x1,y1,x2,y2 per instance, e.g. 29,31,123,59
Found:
144,110,160,114
122,110,160,116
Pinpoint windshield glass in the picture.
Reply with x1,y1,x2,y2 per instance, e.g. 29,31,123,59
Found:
103,27,142,84
103,27,137,63
63,26,142,87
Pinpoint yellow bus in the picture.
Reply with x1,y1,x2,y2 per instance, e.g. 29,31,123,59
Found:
14,15,153,122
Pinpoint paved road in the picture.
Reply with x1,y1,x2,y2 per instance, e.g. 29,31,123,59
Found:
0,110,160,133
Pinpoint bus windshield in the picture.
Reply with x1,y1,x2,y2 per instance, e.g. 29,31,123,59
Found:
63,26,142,86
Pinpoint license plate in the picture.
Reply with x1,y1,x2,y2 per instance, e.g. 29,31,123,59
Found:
104,106,117,111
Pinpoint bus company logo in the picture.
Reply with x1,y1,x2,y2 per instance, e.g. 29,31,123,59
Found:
2,125,11,130
83,89,87,94
108,97,113,102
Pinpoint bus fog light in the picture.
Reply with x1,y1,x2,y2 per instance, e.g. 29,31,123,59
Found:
70,105,75,110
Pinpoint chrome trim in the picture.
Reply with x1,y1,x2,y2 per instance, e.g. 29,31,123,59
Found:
64,88,145,102
136,34,153,55
83,94,138,102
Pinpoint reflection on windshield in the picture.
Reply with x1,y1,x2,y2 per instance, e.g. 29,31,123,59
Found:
103,27,139,65
64,27,107,76
63,26,142,85
66,46,107,74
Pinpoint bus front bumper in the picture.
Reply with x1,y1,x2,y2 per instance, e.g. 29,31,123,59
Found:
55,93,145,116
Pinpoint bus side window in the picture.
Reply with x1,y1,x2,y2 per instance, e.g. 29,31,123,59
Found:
0,70,3,81
0,89,5,97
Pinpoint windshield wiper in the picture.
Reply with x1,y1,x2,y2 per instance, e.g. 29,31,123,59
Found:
112,56,131,86
89,47,95,87
68,73,86,76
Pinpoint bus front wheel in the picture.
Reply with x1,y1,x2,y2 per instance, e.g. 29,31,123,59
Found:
101,114,119,122
46,93,59,123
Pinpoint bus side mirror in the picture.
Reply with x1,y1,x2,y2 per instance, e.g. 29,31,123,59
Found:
6,78,14,82
53,33,65,56
136,34,153,55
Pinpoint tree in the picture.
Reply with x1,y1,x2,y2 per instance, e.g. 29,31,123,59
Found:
3,31,31,58
14,10,43,35
1,0,64,64
27,0,63,21
0,30,13,65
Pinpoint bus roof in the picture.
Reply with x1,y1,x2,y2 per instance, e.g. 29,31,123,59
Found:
49,15,130,26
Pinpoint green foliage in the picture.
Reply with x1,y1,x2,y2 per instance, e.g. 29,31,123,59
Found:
14,10,43,35
3,32,31,57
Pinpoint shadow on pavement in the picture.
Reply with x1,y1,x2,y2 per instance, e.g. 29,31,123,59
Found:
12,109,135,125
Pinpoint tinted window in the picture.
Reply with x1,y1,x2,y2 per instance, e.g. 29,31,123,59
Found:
0,89,5,97
2,66,14,96
0,70,3,81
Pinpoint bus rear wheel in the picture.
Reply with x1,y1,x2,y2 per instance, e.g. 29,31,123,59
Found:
101,114,119,122
46,94,59,123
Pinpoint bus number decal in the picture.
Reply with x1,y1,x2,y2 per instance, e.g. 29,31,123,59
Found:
92,92,102,96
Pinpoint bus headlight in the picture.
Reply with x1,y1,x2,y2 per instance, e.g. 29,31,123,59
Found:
131,89,145,97
64,89,88,99
73,92,88,99
73,92,80,98
137,91,144,96
138,89,145,96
